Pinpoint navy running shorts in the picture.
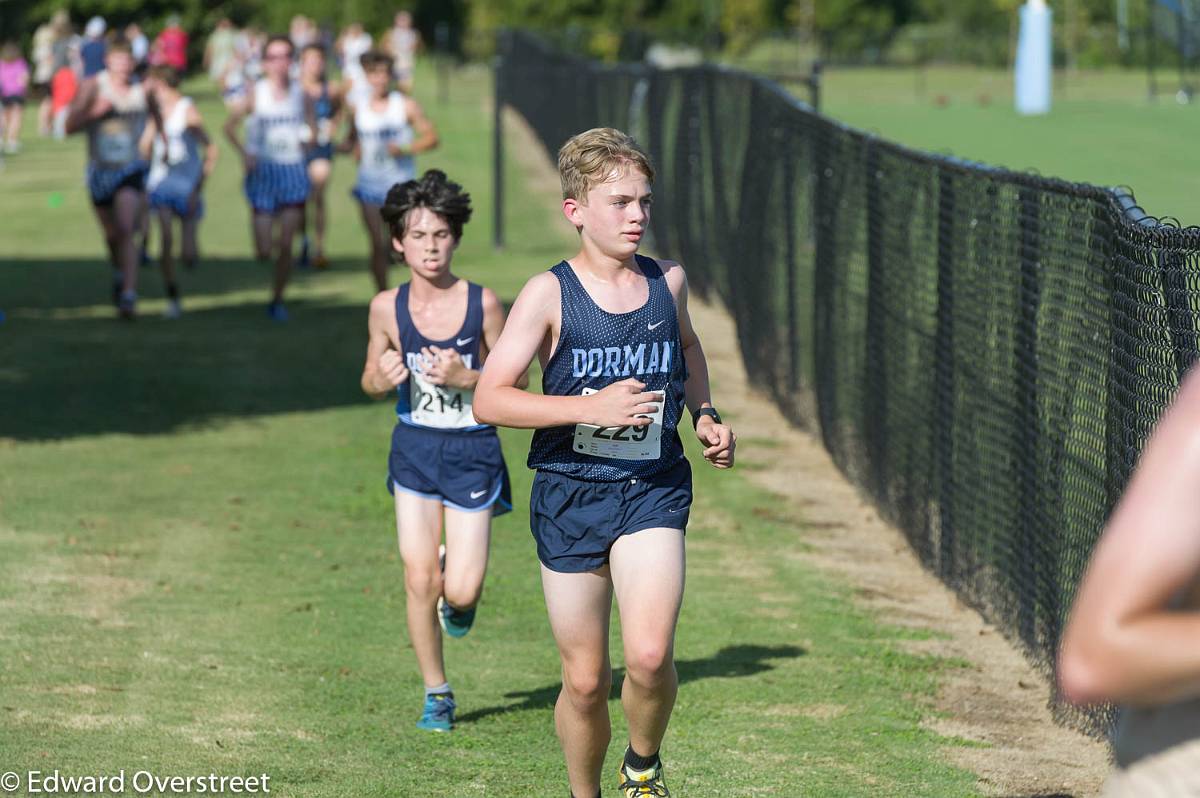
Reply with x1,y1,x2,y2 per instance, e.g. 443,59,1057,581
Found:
388,422,512,516
243,161,310,214
530,459,692,573
306,143,334,164
88,162,147,207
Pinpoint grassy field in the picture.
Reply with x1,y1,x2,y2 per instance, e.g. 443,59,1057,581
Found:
816,66,1198,225
0,64,986,796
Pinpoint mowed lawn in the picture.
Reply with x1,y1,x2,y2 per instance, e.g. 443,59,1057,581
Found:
818,66,1198,225
0,64,982,796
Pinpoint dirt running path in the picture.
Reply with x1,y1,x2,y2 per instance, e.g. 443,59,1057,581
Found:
687,296,1112,797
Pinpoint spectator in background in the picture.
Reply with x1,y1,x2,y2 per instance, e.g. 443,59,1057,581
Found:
385,11,422,93
204,18,237,84
152,15,189,72
80,17,107,78
240,26,264,82
125,23,149,71
337,22,372,109
289,15,316,51
298,43,341,270
49,48,78,140
51,13,78,77
31,11,66,136
0,42,30,154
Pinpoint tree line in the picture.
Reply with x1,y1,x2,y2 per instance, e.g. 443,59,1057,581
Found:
2,0,1176,69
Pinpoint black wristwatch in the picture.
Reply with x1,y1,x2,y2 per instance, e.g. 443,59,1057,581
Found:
692,406,722,429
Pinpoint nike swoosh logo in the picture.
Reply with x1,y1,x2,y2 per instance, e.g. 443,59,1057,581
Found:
647,321,664,331
470,490,487,499
457,337,475,346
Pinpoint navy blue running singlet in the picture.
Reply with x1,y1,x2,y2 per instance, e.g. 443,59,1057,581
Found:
394,281,491,433
528,255,687,481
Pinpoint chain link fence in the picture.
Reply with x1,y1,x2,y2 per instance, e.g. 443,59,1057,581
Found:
497,28,1200,733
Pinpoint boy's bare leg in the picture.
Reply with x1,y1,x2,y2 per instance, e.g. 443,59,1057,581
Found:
610,528,685,759
308,159,330,260
395,490,447,687
157,207,176,285
442,508,491,611
542,565,614,798
112,187,143,297
181,209,199,269
272,206,303,303
252,212,273,262
360,202,391,292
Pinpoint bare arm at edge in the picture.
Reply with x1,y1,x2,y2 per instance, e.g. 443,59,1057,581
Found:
1059,365,1200,707
661,260,735,469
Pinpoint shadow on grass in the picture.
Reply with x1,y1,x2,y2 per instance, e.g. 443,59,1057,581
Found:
0,284,373,441
0,256,372,310
0,257,519,441
456,644,806,725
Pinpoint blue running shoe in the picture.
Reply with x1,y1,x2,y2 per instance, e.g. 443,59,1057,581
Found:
416,692,455,732
439,595,475,638
437,543,476,638
266,302,289,322
438,596,476,638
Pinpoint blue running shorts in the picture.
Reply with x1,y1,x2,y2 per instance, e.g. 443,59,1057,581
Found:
529,459,692,573
388,423,512,516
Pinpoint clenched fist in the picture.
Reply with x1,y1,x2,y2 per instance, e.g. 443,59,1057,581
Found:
377,349,410,391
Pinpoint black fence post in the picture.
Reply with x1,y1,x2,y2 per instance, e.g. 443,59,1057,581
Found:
1016,185,1044,648
1161,247,1198,378
812,118,838,443
492,50,505,250
1105,228,1136,512
783,137,800,395
809,60,822,113
933,168,957,577
864,141,888,499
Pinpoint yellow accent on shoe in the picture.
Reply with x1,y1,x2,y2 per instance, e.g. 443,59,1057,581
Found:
617,762,669,797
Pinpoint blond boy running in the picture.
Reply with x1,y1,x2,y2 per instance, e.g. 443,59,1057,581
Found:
475,128,735,798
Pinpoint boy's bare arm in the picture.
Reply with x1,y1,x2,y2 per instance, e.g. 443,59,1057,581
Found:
663,260,735,469
399,97,437,156
1059,366,1200,707
474,273,660,430
64,78,98,135
480,287,529,390
665,262,712,415
185,105,218,176
222,95,252,166
137,119,157,160
361,292,408,400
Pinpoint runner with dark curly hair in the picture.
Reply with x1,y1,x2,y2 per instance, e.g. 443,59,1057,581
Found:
360,169,525,732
